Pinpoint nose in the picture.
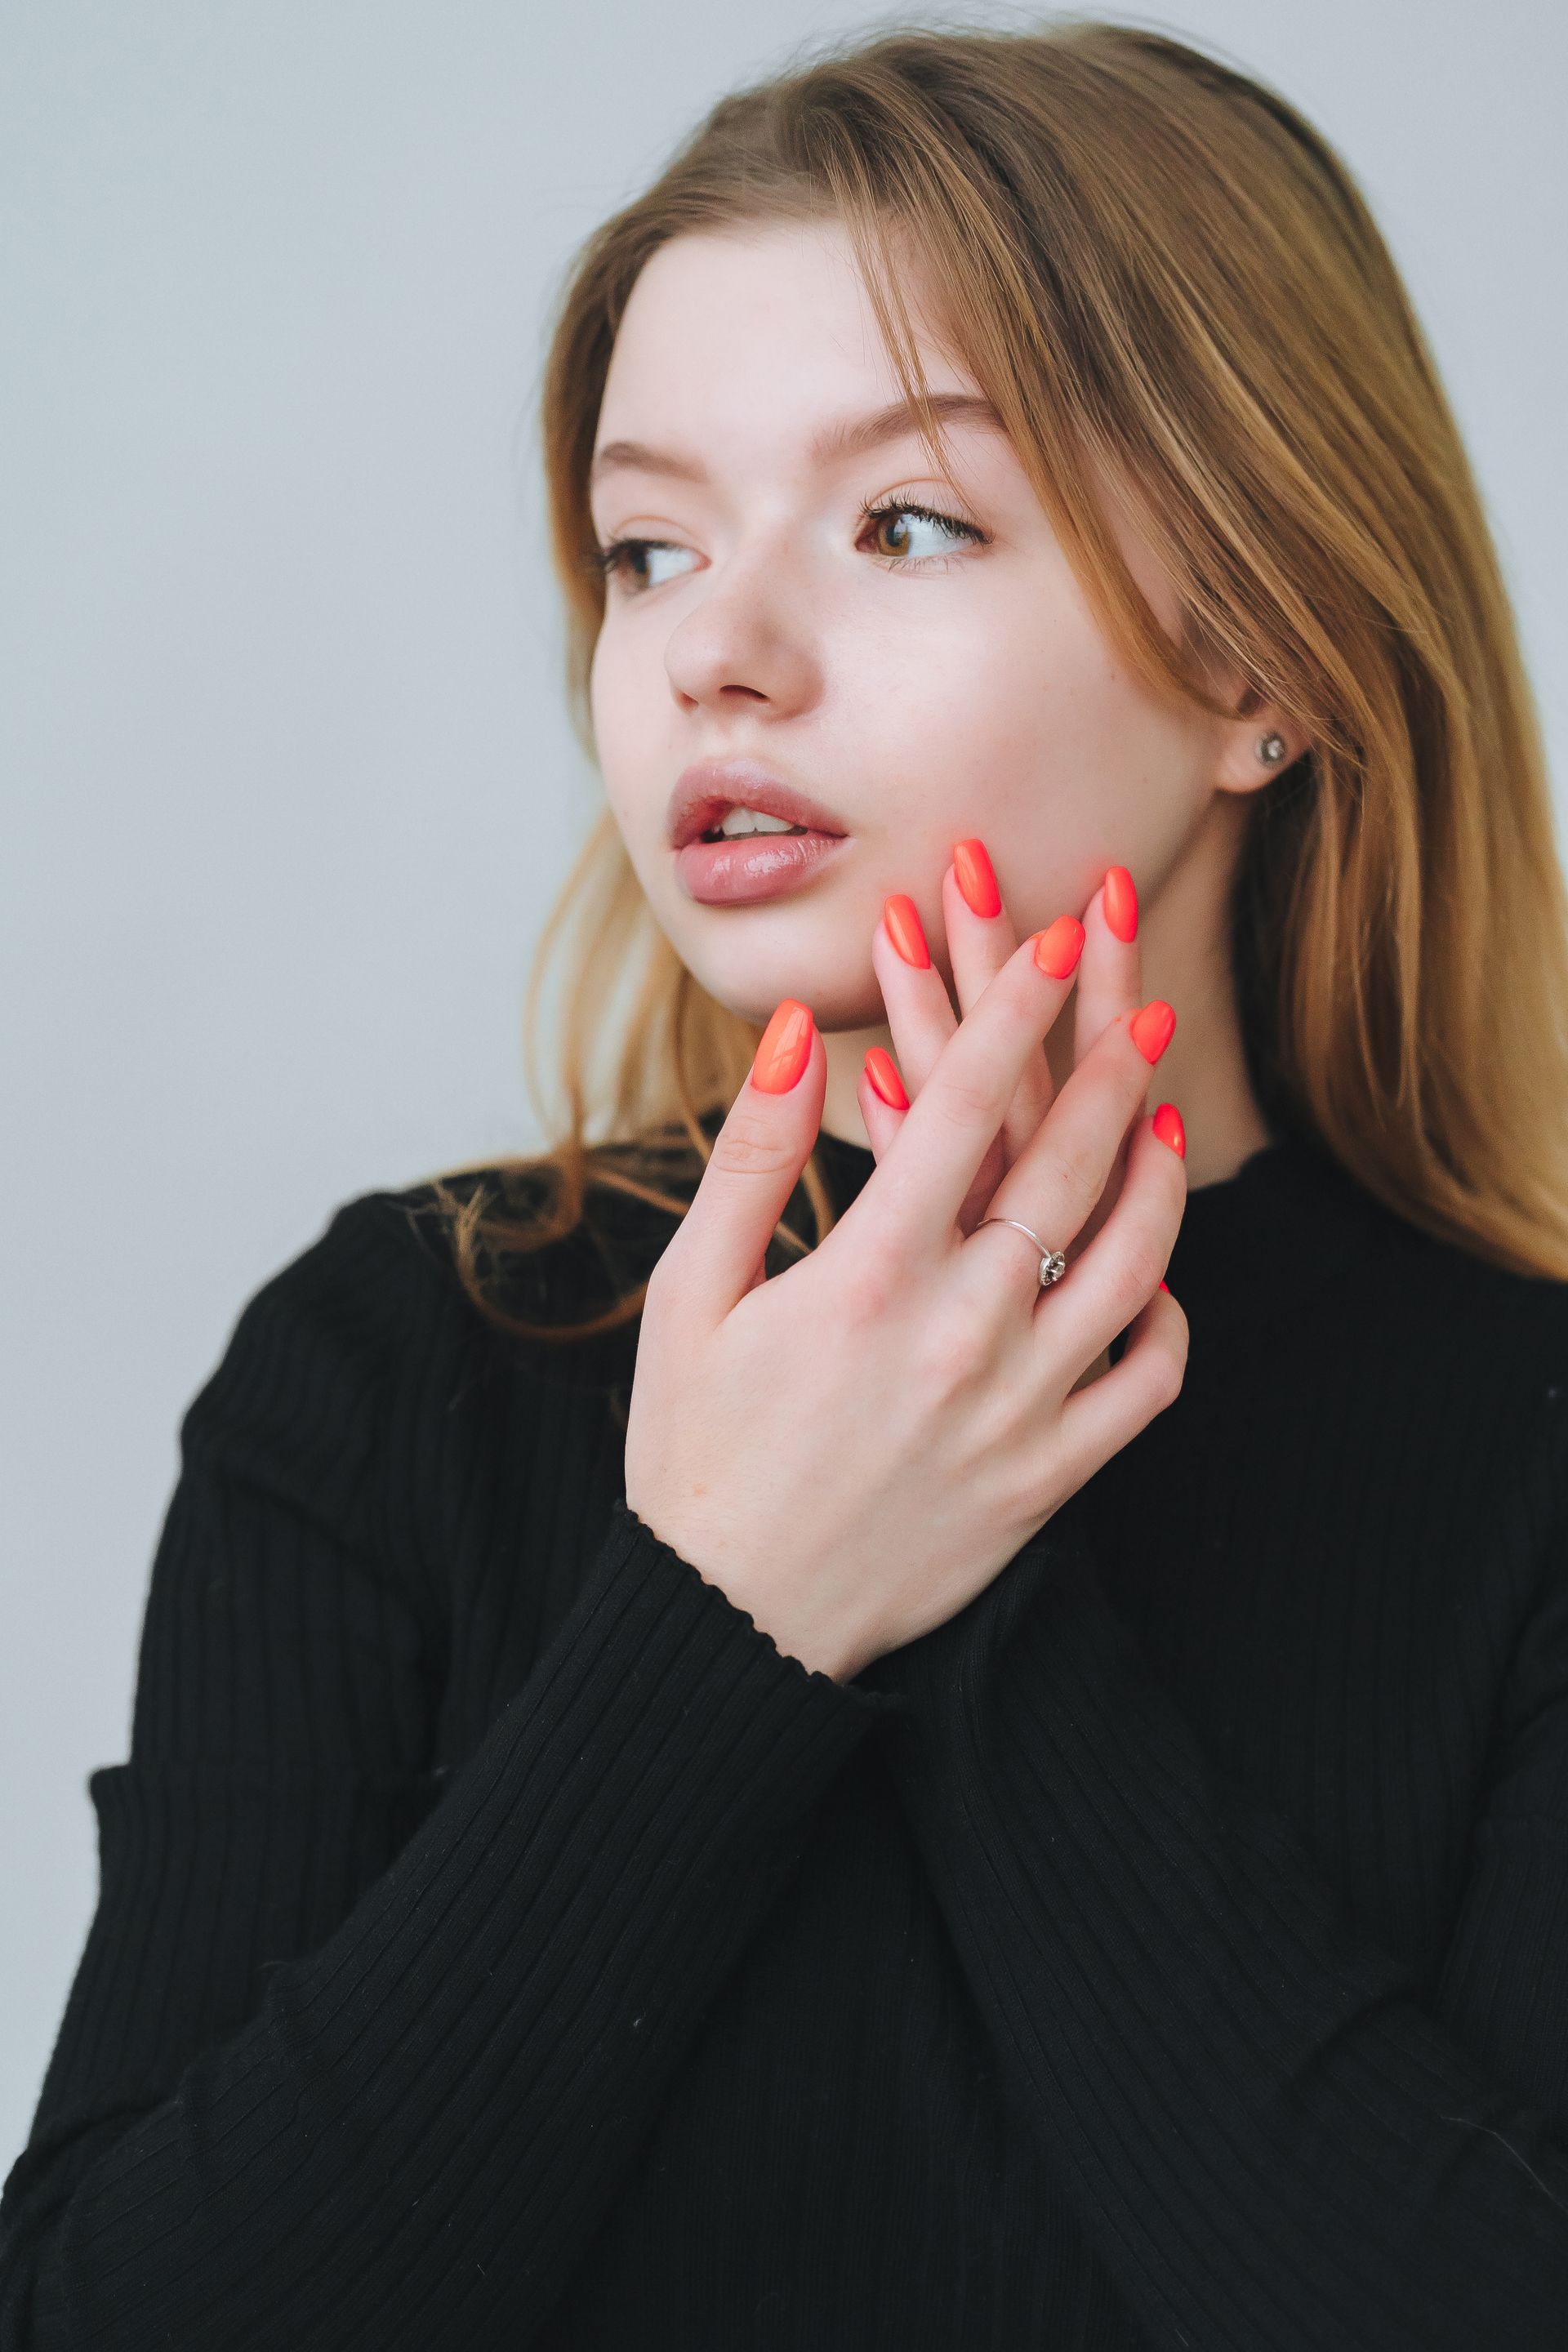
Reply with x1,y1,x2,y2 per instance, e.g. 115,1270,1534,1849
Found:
662,541,822,722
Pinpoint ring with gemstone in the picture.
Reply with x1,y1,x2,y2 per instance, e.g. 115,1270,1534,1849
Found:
972,1216,1067,1287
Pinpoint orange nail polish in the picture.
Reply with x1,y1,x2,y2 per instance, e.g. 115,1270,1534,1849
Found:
953,839,1001,918
1103,866,1138,943
1129,998,1176,1063
864,1047,909,1109
884,894,931,969
1032,915,1085,979
751,999,814,1092
1152,1101,1186,1157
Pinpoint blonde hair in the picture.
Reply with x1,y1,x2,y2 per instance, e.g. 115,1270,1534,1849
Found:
432,15,1568,1343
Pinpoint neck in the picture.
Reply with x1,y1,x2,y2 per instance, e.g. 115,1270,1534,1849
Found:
819,791,1274,1193
1095,792,1276,1192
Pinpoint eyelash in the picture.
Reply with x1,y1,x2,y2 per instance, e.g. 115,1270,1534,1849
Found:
590,537,655,586
858,496,988,567
590,496,988,589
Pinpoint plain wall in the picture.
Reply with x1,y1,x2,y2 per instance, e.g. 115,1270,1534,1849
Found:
3,0,1564,2168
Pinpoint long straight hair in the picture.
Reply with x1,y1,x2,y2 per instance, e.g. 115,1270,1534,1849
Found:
433,17,1568,1340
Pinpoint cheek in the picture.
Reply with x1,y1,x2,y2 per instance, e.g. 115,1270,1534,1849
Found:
838,579,1200,893
587,626,659,807
844,585,1114,820
586,628,621,758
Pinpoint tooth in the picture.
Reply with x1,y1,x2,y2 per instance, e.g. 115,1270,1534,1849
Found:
716,807,804,838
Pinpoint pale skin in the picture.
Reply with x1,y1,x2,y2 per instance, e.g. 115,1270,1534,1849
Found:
585,220,1309,1682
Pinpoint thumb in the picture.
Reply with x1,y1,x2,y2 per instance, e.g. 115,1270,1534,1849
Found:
657,999,824,1327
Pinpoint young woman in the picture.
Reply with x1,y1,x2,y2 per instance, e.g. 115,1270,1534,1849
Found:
5,20,1568,2349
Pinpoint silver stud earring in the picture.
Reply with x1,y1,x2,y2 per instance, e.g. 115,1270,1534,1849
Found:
1257,732,1287,767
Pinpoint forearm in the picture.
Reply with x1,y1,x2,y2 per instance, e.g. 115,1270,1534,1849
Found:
2,1503,904,2351
869,1513,1568,2350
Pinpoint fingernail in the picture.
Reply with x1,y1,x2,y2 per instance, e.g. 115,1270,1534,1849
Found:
1103,866,1138,942
884,894,931,969
953,838,1001,918
1152,1102,1186,1157
1129,998,1176,1062
751,999,814,1092
1158,1279,1171,1294
864,1047,909,1109
1032,915,1085,979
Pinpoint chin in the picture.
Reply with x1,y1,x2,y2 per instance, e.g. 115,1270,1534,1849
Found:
682,938,857,1015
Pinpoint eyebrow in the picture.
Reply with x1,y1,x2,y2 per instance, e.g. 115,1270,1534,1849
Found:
588,391,1004,490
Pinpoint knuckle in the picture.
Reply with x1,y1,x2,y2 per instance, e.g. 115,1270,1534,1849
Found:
1040,1125,1105,1225
834,1236,902,1324
644,1230,675,1287
927,1066,998,1136
1113,1221,1168,1309
943,1319,994,1392
1009,1439,1068,1526
715,1111,801,1183
640,1245,680,1316
912,1306,990,1396
1143,1334,1187,1414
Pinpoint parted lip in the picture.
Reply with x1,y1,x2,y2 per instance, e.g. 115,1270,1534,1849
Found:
667,759,852,850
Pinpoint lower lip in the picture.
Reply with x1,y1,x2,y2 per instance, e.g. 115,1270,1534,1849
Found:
673,830,850,904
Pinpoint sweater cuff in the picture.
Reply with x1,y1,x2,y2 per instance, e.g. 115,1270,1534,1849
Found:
600,1494,913,1723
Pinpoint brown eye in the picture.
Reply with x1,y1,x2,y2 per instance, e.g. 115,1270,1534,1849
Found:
595,539,699,594
859,499,985,566
869,509,915,559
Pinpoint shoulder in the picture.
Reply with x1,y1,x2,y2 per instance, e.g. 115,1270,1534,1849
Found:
227,1143,682,1330
1217,1134,1568,1525
174,1186,477,1498
195,1183,463,1401
391,1138,701,1326
189,1143,692,1434
1370,1190,1568,1374
1349,1188,1568,1530
167,1169,616,1572
1255,1129,1568,1367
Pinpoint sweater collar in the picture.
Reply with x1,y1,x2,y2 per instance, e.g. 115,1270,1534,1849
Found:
808,1121,1391,1327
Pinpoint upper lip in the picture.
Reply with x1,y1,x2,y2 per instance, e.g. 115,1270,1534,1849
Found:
667,760,852,849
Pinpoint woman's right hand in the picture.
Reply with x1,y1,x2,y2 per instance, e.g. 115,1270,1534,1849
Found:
621,909,1188,1686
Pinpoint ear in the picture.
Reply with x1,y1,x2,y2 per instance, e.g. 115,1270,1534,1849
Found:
1213,681,1310,799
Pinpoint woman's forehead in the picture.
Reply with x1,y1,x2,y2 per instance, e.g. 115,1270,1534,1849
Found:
602,224,968,419
594,226,994,494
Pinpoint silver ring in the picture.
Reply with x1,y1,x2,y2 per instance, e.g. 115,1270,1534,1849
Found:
973,1216,1067,1288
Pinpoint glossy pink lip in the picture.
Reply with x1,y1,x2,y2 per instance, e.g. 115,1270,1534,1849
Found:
675,828,851,906
666,759,852,850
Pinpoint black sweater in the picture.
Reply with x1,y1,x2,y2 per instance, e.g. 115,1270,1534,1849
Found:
7,1123,1568,2349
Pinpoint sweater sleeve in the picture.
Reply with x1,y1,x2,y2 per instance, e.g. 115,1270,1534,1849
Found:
0,1199,906,2351
861,1489,1568,2351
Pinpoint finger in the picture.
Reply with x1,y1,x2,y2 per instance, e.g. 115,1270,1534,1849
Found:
973,995,1178,1287
1069,864,1147,1258
1053,1280,1187,1490
947,838,1018,1012
651,998,825,1328
1020,1107,1186,1382
868,929,1089,1253
871,890,959,1102
871,892,1008,1228
945,844,1058,1167
1072,865,1142,1066
858,1045,909,1160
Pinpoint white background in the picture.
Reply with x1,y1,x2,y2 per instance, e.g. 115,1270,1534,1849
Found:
3,0,1564,2167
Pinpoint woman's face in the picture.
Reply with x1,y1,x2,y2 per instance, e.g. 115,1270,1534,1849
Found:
587,218,1245,1125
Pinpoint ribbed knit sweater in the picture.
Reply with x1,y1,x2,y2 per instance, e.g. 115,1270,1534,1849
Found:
7,1121,1568,2348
